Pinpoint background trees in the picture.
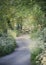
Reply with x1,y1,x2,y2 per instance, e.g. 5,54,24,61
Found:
0,0,46,33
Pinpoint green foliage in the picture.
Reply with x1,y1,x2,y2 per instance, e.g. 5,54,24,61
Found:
41,28,46,42
30,4,45,26
30,4,46,40
0,0,46,33
31,48,42,65
30,2,46,65
0,34,16,57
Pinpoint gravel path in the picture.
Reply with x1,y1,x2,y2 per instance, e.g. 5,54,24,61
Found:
0,35,31,65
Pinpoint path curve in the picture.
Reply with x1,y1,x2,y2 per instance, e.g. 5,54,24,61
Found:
0,35,31,65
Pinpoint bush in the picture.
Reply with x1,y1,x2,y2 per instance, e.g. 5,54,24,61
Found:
30,28,46,65
35,50,46,65
31,48,42,65
0,34,16,57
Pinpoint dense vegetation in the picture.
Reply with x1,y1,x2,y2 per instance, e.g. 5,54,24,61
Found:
0,34,16,57
0,0,46,64
0,0,46,33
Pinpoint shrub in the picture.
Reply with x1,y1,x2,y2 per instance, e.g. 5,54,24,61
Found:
35,50,46,65
31,48,42,65
0,34,16,57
